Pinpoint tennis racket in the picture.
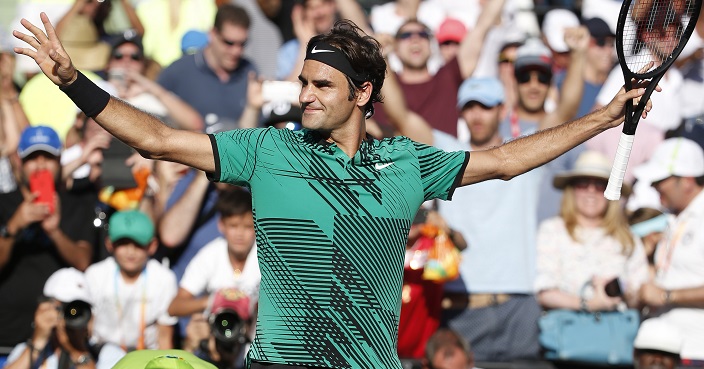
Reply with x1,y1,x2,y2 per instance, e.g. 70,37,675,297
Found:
604,0,702,200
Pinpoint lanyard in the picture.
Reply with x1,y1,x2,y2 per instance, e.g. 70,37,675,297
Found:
656,220,688,278
509,109,521,138
114,266,148,351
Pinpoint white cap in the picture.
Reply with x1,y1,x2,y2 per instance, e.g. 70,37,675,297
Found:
542,8,580,53
43,268,92,304
634,318,683,355
634,138,704,184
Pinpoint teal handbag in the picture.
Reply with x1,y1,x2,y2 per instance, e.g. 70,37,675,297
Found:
538,309,640,365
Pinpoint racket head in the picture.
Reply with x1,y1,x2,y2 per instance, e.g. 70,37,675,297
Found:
616,0,702,81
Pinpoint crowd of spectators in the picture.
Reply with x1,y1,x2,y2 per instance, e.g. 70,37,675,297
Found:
1,0,704,368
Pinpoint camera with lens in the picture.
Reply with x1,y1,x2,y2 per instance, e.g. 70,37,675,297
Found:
63,300,92,329
209,308,247,345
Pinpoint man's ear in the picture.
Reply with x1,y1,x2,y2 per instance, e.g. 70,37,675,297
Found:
105,237,114,254
356,82,373,107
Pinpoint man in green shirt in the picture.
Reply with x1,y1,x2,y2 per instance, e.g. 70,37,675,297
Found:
15,14,653,369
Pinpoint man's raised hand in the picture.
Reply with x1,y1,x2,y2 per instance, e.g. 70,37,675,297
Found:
13,12,77,86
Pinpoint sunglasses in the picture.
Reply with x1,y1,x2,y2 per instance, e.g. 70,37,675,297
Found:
396,31,431,40
593,37,614,47
498,52,515,64
219,34,247,47
573,178,608,192
516,70,552,85
112,52,143,61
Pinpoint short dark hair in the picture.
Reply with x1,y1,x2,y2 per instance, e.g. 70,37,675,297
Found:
308,20,386,118
425,328,471,365
216,188,253,219
214,4,251,32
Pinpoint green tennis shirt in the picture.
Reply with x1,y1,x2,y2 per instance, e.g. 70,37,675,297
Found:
208,128,469,369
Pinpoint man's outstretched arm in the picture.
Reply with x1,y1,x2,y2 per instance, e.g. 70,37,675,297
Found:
13,13,215,172
460,86,653,186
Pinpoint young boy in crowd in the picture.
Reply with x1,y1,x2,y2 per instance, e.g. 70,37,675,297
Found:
85,210,178,351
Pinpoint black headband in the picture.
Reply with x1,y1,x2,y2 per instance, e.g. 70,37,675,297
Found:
304,41,368,83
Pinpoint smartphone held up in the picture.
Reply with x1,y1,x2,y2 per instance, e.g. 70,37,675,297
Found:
29,169,56,214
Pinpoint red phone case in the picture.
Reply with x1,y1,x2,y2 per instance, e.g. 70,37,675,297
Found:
29,169,56,214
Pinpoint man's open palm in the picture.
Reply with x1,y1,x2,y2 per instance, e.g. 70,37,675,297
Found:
13,12,77,86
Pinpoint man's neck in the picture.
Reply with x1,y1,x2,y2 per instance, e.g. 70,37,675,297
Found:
203,47,231,82
325,117,368,158
120,268,143,284
470,134,503,151
516,106,546,123
228,249,247,270
398,66,431,84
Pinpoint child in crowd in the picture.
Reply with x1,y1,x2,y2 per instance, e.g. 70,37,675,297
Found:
85,210,178,351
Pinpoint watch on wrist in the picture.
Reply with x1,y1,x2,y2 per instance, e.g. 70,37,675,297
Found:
72,354,92,366
0,224,14,238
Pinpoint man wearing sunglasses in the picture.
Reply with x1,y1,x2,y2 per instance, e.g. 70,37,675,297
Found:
157,4,257,135
106,33,202,132
371,1,504,138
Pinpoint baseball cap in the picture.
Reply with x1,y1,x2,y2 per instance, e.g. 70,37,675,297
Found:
207,288,252,321
633,318,683,355
111,30,144,54
633,137,704,184
43,268,92,304
262,101,303,129
436,18,467,44
514,38,553,73
181,30,209,55
456,77,505,109
542,8,580,53
108,210,155,247
584,17,615,39
112,350,217,369
18,125,62,159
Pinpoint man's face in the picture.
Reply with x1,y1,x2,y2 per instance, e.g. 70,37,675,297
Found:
218,212,255,260
395,23,432,71
587,36,616,74
22,151,60,183
635,350,679,369
645,23,680,61
653,176,688,214
460,102,502,147
210,22,248,72
515,68,551,113
107,42,145,74
430,345,473,369
298,60,360,131
304,0,336,34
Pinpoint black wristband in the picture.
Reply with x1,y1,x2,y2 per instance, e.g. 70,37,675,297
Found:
59,71,111,117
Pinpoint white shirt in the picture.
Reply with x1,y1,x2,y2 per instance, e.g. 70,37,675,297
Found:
180,238,260,300
654,190,704,359
85,257,178,350
596,50,684,132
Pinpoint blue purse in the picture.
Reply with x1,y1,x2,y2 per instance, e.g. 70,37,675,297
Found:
538,309,640,365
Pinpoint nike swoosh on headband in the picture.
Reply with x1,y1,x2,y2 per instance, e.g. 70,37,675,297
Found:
311,46,335,54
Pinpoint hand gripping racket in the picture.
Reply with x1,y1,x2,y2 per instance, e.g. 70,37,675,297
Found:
604,0,702,200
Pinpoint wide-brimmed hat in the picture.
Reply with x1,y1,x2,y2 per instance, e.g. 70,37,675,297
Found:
59,15,110,71
553,151,631,196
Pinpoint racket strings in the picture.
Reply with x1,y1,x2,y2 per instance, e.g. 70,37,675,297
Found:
624,0,697,74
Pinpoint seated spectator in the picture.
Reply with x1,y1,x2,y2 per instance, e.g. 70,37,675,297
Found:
634,138,704,361
4,267,125,369
633,318,683,369
424,328,478,369
168,189,260,319
535,151,649,312
106,33,203,131
0,126,95,359
628,207,668,278
85,210,178,351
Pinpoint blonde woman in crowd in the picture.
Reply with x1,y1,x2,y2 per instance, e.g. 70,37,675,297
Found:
535,151,649,312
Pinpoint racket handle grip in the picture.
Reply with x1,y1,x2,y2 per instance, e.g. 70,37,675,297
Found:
604,133,635,200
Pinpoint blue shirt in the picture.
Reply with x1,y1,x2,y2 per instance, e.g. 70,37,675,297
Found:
276,38,300,80
157,50,258,134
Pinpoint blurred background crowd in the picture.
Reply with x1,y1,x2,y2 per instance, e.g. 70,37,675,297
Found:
1,0,704,368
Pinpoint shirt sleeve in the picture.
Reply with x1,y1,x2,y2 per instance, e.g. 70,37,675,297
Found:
179,241,214,296
157,269,179,326
207,128,267,185
413,141,469,201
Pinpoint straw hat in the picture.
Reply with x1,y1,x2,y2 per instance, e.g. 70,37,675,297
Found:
59,15,110,71
553,151,632,197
